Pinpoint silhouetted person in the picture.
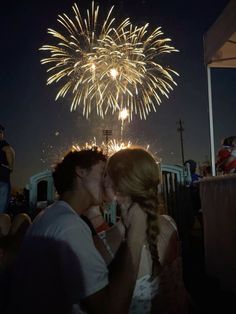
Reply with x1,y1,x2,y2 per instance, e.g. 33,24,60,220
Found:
0,125,15,213
184,160,202,224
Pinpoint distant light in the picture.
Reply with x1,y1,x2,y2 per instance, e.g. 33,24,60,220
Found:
110,68,118,79
119,108,129,121
55,131,60,136
91,63,96,71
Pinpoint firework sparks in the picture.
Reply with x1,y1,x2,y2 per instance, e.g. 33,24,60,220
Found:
41,137,155,168
40,1,119,118
40,1,178,120
72,138,98,152
72,138,132,157
106,139,132,156
94,23,179,120
119,108,129,121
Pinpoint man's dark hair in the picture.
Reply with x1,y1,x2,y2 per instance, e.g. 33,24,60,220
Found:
53,147,107,195
222,136,236,147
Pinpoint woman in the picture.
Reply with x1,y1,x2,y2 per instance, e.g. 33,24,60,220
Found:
103,147,190,313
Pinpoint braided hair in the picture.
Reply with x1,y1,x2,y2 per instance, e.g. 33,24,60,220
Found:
107,147,161,276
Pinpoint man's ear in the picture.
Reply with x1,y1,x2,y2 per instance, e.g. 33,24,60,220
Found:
75,166,87,178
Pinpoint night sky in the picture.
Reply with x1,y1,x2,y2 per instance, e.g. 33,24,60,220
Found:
1,0,235,188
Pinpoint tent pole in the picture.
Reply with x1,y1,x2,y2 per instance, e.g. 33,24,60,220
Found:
207,66,216,176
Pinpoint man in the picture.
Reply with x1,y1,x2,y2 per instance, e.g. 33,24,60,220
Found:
0,124,15,213
6,148,146,314
184,159,202,225
185,160,202,185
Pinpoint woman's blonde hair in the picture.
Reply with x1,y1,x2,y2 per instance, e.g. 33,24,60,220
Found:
107,147,161,274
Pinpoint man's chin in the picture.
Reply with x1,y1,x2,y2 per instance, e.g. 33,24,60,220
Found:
91,197,102,207
102,193,115,204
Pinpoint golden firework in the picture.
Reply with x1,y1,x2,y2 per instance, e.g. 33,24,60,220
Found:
93,23,179,120
40,2,178,120
72,138,132,157
106,139,132,156
72,138,98,152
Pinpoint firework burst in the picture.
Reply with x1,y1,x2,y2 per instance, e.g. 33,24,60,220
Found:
72,138,132,156
72,137,98,152
40,1,178,120
106,139,132,156
94,23,179,120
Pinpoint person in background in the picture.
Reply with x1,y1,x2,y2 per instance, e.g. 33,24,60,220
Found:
199,162,212,177
216,136,236,174
223,136,236,174
184,159,201,186
216,137,232,174
0,124,15,214
184,159,202,223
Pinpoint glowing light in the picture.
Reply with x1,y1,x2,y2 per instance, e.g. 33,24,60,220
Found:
41,137,154,167
72,138,98,152
106,139,132,155
40,1,178,120
91,63,96,71
119,108,129,121
118,108,129,141
72,138,132,157
110,68,119,79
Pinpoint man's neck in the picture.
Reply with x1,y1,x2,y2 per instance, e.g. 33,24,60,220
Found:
60,192,89,215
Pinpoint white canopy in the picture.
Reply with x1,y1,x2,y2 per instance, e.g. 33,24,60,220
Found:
203,0,236,175
204,0,236,68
